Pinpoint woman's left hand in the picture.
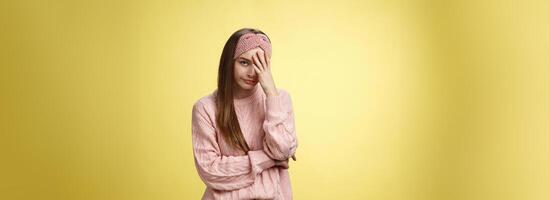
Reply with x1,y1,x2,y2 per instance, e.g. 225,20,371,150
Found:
252,50,278,97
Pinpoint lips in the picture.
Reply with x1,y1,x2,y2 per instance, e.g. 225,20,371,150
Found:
242,79,257,85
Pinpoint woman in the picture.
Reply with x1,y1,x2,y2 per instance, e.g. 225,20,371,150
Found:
191,28,298,200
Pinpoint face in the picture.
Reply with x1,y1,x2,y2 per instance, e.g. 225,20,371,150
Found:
233,47,264,90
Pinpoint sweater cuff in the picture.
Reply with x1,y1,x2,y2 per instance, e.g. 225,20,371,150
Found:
248,150,276,175
265,93,285,122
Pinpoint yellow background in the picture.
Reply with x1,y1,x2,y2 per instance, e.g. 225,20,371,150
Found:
1,0,548,199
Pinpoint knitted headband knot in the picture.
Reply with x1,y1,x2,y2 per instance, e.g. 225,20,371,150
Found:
233,33,272,59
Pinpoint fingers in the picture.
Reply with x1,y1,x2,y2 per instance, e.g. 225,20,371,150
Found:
257,51,267,70
253,64,261,74
265,52,270,70
252,53,263,71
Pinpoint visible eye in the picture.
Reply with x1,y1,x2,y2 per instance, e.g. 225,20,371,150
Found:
239,60,249,66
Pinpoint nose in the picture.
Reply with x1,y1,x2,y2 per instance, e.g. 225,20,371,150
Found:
247,67,256,78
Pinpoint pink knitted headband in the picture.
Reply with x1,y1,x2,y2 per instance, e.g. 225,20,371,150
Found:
233,33,272,59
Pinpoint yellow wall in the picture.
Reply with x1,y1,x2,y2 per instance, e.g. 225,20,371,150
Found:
1,0,548,199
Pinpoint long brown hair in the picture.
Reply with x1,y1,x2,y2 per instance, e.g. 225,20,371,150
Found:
215,28,271,153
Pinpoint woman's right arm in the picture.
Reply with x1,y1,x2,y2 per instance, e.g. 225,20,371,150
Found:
192,101,276,191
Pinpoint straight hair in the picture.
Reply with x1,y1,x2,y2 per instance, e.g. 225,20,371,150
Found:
215,28,271,153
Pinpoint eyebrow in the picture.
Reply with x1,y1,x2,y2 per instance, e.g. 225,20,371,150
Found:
237,57,252,62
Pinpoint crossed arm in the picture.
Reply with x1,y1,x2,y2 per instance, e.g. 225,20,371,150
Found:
191,90,297,191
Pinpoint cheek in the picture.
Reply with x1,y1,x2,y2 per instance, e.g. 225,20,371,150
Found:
237,64,247,73
234,65,245,78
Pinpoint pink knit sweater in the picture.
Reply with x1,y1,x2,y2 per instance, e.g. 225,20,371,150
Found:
191,84,298,200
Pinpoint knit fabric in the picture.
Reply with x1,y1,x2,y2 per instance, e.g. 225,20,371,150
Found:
191,84,297,200
233,33,272,59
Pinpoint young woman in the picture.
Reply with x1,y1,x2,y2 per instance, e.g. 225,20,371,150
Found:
191,28,298,200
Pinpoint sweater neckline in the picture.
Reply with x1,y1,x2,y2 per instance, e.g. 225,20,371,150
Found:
234,85,262,106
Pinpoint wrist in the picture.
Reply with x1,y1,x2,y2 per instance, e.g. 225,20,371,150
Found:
266,89,279,97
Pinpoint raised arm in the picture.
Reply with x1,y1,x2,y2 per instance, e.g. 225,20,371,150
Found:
192,101,275,191
262,90,298,160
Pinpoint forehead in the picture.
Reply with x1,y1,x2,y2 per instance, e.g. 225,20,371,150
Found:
237,47,264,59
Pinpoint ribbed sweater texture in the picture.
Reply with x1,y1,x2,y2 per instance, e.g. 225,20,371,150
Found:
191,84,298,200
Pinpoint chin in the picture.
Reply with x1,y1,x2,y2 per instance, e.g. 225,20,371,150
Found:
244,84,255,90
242,83,257,90
237,82,253,90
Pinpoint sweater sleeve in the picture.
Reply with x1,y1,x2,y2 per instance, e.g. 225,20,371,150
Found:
191,101,276,191
262,90,298,160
